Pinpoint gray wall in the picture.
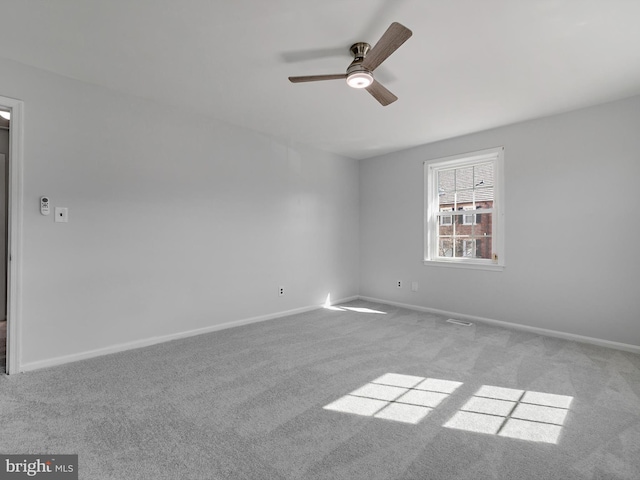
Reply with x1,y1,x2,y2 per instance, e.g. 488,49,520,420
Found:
0,57,360,367
360,95,640,347
3,52,639,369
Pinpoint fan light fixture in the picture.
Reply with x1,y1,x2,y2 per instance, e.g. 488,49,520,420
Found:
288,23,413,106
346,71,373,89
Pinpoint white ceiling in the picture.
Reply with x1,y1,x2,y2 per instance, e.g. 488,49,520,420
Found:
2,0,640,159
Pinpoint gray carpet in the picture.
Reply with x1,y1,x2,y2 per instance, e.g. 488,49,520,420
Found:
1,301,640,479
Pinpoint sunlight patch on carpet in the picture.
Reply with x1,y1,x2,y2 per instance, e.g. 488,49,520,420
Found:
323,373,462,424
322,294,387,314
444,385,572,444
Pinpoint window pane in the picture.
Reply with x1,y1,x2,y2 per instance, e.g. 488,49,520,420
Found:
454,238,470,258
475,186,494,206
456,166,474,191
474,212,492,236
474,162,494,188
439,238,453,257
457,190,474,204
439,221,453,236
462,239,475,257
438,170,455,206
474,238,492,259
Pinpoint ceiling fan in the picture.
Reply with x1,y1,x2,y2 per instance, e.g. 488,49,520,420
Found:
288,22,412,106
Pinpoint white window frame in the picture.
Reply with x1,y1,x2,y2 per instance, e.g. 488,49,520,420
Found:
424,146,505,271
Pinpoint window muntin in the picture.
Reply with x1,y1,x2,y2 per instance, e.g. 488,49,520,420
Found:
425,147,504,268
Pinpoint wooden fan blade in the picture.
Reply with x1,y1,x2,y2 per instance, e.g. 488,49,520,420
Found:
365,80,398,106
361,22,412,72
288,74,346,83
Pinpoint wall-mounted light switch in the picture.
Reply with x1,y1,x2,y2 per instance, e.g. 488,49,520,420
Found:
54,207,68,223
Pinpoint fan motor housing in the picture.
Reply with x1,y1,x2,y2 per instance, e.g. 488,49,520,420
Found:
346,63,372,76
350,42,371,61
346,42,374,88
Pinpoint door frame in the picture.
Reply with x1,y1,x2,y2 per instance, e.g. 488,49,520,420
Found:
0,95,24,375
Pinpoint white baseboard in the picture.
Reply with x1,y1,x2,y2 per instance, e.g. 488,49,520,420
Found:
20,296,359,372
358,296,640,355
22,293,634,372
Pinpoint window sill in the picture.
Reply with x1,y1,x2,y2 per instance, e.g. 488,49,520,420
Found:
423,260,504,272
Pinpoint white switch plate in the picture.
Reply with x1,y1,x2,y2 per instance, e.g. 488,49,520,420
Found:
54,207,68,223
411,282,419,292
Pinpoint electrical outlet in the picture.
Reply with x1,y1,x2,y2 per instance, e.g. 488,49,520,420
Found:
411,281,418,292
397,280,402,289
54,207,68,223
278,286,285,297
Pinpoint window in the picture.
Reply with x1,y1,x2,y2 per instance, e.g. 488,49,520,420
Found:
462,206,476,225
424,147,504,269
440,210,453,226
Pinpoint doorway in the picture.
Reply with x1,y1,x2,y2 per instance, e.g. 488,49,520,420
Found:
0,111,8,373
0,95,24,375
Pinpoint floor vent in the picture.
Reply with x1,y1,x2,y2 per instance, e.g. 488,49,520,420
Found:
446,318,473,327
